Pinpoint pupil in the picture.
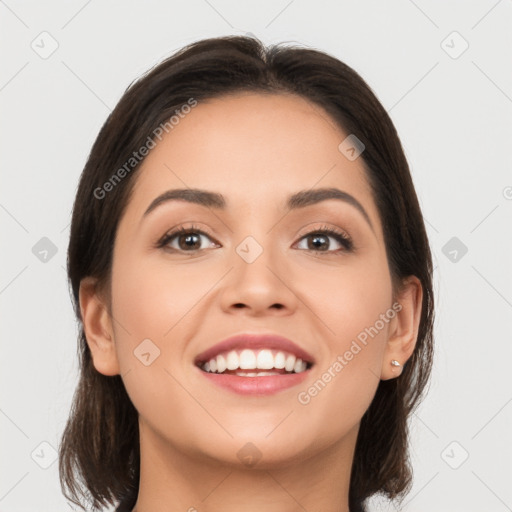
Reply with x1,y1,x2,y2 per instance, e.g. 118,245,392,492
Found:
310,234,327,250
180,233,199,249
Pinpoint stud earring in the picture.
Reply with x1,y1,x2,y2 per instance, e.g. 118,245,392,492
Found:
390,359,401,368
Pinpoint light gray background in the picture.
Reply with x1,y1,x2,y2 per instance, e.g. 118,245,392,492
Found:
1,1,511,511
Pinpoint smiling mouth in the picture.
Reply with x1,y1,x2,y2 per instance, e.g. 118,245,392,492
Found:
196,348,314,377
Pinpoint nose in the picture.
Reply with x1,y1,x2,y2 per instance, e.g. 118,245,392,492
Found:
219,242,299,317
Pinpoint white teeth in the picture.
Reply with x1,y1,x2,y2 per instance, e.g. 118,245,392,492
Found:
284,354,296,372
239,349,256,369
226,351,239,370
235,371,281,377
216,354,227,373
256,349,274,369
293,358,306,373
200,348,311,375
274,351,286,369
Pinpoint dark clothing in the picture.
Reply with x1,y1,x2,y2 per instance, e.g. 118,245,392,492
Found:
115,492,137,512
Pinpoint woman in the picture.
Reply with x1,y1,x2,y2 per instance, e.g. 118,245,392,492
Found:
59,35,434,512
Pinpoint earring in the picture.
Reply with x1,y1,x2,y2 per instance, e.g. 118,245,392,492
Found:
390,359,402,377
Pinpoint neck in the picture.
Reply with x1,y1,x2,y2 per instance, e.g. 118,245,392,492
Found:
130,420,358,512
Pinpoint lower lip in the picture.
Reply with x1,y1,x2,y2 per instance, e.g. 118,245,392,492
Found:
197,368,312,395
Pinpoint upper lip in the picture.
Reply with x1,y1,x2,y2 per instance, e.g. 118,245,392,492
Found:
194,333,316,366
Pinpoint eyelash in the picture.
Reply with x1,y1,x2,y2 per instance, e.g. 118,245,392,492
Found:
156,224,354,254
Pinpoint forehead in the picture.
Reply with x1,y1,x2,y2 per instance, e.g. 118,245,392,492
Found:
123,92,377,225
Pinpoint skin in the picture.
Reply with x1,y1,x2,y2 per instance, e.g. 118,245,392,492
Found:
79,92,423,512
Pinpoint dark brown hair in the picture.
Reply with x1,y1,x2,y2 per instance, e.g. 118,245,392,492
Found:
59,34,434,512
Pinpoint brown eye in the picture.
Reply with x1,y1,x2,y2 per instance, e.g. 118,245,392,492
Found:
295,227,353,253
175,232,203,250
157,225,219,253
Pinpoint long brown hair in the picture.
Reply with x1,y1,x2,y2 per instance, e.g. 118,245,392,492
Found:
59,35,434,512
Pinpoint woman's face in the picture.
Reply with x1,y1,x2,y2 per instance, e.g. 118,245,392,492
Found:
96,92,405,467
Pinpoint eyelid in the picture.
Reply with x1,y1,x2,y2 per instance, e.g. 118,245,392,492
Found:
295,223,354,251
156,222,354,253
155,223,218,249
296,222,352,242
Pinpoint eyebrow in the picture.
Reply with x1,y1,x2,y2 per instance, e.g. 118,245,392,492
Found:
142,187,374,231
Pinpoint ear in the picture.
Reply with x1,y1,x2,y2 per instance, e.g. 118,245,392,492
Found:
79,276,120,376
380,275,423,380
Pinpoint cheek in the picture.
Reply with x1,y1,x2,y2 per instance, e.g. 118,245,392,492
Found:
111,252,208,336
294,252,393,344
109,253,202,384
109,255,202,436
293,255,392,413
